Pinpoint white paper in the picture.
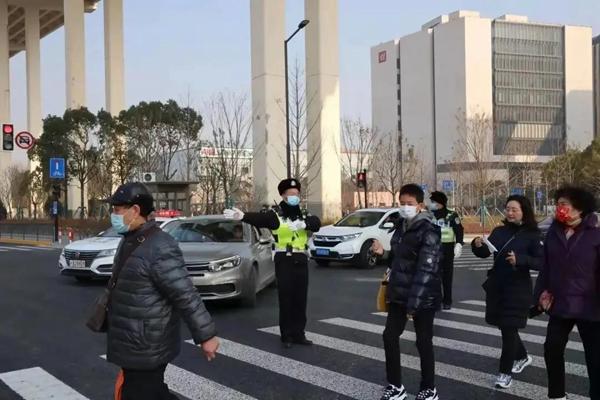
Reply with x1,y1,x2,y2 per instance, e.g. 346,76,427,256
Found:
482,235,498,253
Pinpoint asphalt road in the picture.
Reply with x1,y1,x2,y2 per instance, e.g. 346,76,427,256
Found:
0,244,591,400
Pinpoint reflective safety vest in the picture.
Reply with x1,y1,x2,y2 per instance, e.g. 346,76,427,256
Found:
272,216,308,251
435,210,458,244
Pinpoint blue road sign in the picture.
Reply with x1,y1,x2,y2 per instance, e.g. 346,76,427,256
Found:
442,180,455,192
536,190,543,200
49,158,65,179
511,187,524,195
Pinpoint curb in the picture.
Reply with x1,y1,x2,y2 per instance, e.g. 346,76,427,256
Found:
0,238,53,247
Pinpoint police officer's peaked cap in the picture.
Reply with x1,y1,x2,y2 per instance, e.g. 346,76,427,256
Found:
430,191,448,207
278,178,301,195
105,182,155,212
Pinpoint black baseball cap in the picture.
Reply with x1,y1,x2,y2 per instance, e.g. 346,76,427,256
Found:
105,182,155,214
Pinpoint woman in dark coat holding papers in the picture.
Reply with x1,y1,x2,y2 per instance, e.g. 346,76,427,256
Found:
471,195,543,390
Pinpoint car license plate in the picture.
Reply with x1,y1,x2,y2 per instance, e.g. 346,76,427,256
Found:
316,248,330,256
69,260,87,269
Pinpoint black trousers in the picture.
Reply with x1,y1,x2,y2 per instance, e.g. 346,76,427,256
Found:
383,303,436,390
274,252,309,342
122,364,179,400
544,316,600,399
440,243,455,306
499,327,528,374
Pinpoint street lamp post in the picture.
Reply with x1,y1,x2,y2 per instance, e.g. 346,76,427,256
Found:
285,19,310,178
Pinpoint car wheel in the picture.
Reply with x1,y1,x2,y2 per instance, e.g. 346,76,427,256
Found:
75,276,92,283
240,265,258,308
315,259,330,267
356,240,378,269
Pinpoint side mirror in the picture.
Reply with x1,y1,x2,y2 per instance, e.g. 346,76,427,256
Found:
97,231,104,236
382,222,394,229
259,237,272,245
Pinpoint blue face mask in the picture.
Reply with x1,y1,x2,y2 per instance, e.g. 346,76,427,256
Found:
111,212,130,234
286,195,300,207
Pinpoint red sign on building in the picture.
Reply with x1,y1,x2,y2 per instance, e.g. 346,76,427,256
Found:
378,50,387,63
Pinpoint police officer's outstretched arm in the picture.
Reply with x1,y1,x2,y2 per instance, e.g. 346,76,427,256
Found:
223,207,280,230
149,236,219,360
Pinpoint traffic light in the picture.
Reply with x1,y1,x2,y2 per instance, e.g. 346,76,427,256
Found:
356,170,367,188
2,124,14,151
52,184,61,199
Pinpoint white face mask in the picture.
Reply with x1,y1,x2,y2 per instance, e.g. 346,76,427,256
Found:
399,205,418,220
427,202,439,211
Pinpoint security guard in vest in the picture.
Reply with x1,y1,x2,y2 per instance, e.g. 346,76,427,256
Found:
223,178,321,348
428,191,464,310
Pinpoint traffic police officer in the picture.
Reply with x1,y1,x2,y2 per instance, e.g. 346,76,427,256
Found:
224,178,321,348
428,191,464,310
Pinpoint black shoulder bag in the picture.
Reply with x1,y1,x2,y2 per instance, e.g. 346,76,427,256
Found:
86,226,160,332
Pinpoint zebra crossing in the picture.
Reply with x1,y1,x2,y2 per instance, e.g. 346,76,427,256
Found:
0,298,590,400
0,245,57,253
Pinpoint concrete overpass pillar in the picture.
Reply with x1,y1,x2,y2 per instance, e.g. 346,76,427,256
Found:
305,0,342,222
104,0,124,115
0,0,11,170
25,6,42,139
64,0,85,109
250,0,286,206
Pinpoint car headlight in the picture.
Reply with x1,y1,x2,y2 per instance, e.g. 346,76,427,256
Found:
97,248,118,257
208,256,242,272
340,233,362,242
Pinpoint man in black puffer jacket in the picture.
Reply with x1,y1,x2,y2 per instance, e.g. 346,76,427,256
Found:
105,183,219,400
372,184,442,400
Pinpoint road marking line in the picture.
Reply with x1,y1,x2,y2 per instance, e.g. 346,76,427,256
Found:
185,339,384,400
0,367,89,400
369,313,583,351
318,318,587,378
260,326,589,400
99,355,256,400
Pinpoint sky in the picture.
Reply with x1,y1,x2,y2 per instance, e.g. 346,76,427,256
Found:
7,0,600,164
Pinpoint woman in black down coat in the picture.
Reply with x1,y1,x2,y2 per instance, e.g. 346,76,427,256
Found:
472,195,543,390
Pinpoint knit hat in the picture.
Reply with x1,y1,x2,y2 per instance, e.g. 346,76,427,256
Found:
430,191,448,207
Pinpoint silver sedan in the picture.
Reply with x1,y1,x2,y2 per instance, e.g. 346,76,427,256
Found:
162,216,276,307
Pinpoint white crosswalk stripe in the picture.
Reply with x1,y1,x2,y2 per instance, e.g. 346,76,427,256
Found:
1,298,590,400
0,367,89,400
0,245,56,252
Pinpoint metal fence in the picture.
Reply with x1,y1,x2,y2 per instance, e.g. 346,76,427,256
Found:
0,223,55,242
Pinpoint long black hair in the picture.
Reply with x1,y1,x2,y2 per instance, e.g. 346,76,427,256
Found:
505,195,538,230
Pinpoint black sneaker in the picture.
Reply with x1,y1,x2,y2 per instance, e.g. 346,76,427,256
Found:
442,304,452,310
416,388,439,400
380,384,407,400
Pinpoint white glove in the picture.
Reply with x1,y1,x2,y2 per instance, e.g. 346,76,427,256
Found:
288,219,306,232
454,243,463,259
223,207,244,221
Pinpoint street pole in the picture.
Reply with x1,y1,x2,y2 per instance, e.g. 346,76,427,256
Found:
363,169,368,208
284,20,309,178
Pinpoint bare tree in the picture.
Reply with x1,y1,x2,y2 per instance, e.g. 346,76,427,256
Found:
204,91,252,204
340,119,378,208
0,165,24,218
26,168,46,219
453,109,497,207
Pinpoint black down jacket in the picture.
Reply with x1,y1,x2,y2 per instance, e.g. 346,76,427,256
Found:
386,211,442,314
107,221,217,370
471,222,543,329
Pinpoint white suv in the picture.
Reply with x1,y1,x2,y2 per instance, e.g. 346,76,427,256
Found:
308,208,400,268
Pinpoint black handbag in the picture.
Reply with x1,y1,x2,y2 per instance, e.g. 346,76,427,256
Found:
85,226,159,332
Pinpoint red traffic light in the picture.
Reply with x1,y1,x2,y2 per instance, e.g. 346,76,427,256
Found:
2,124,13,134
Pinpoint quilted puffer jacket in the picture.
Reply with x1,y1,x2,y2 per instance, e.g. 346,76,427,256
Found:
106,221,217,370
386,211,442,314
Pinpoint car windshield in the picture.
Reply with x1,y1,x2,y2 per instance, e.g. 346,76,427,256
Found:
334,211,385,227
163,220,245,243
98,227,120,237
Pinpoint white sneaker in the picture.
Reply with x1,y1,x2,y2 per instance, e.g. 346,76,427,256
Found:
549,397,567,400
380,384,407,400
512,355,533,374
416,387,439,400
495,373,512,389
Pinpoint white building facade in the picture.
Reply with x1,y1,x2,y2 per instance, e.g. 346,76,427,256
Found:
371,11,594,189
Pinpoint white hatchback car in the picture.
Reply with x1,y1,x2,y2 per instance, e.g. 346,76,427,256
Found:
59,217,174,281
308,208,400,268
